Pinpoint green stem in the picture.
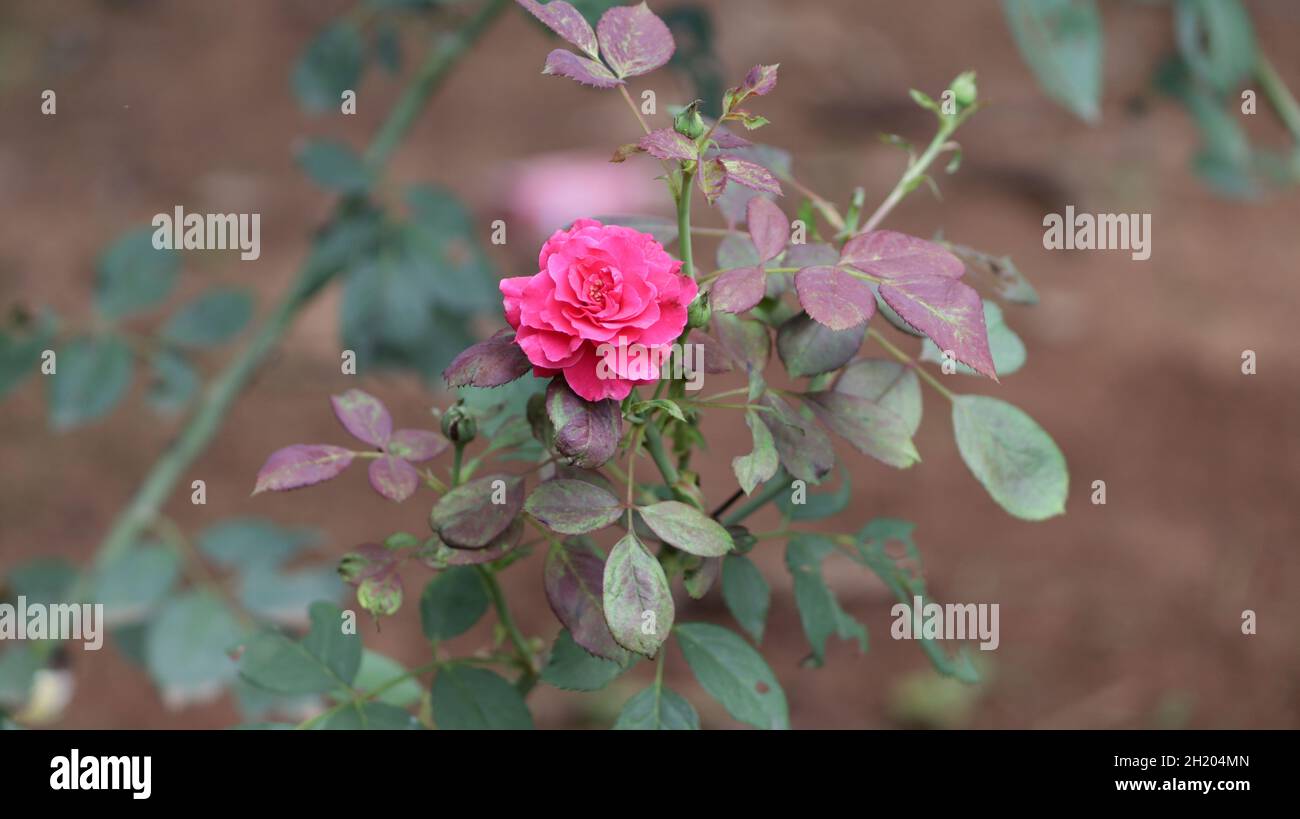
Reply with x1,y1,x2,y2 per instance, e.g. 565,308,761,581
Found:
858,114,960,235
1257,52,1300,145
642,421,679,488
93,2,505,568
722,471,794,527
476,566,539,695
451,441,466,487
677,169,696,279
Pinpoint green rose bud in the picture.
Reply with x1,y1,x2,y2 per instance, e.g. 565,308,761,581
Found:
687,291,712,329
440,403,477,444
674,101,706,141
950,71,977,110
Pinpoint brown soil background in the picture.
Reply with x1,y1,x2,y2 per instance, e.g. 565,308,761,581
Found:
0,0,1297,729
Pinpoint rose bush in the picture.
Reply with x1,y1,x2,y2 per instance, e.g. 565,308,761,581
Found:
500,218,697,401
246,0,1069,730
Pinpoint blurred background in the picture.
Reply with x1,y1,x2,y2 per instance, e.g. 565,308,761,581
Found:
0,0,1297,729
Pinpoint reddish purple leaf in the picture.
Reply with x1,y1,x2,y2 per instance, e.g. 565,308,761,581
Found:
794,266,876,330
711,128,752,149
421,520,524,568
710,266,766,314
443,330,533,388
331,389,391,447
544,540,630,661
638,128,697,161
697,158,727,204
596,2,675,79
746,197,788,262
839,230,964,280
516,0,599,59
687,328,734,374
743,63,779,96
542,49,623,88
252,444,355,494
711,313,769,376
758,392,835,483
719,157,782,196
429,474,525,549
387,429,448,462
368,456,419,503
785,242,840,267
879,276,997,380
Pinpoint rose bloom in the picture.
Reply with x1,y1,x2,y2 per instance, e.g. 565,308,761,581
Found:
500,218,698,402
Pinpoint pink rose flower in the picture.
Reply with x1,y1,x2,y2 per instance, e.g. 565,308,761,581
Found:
500,218,697,402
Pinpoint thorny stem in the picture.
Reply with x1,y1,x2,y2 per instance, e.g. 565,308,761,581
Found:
93,0,507,568
867,327,955,401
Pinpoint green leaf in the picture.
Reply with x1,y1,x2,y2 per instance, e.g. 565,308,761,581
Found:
834,358,922,436
91,542,180,626
775,467,851,521
602,533,674,656
785,534,868,666
1003,0,1103,123
239,565,345,625
921,300,1025,378
431,666,533,729
951,394,1068,520
675,622,789,729
48,336,133,430
524,479,624,535
343,650,422,707
146,349,199,416
1174,0,1256,94
776,312,865,378
160,287,253,347
732,410,778,495
292,22,366,114
721,555,770,643
239,601,361,695
636,501,733,557
419,567,489,641
541,628,629,691
297,139,372,194
630,398,687,423
145,591,245,703
0,314,55,401
8,558,77,606
197,518,318,571
319,702,420,730
95,228,181,319
803,390,919,469
613,685,700,730
851,519,980,683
